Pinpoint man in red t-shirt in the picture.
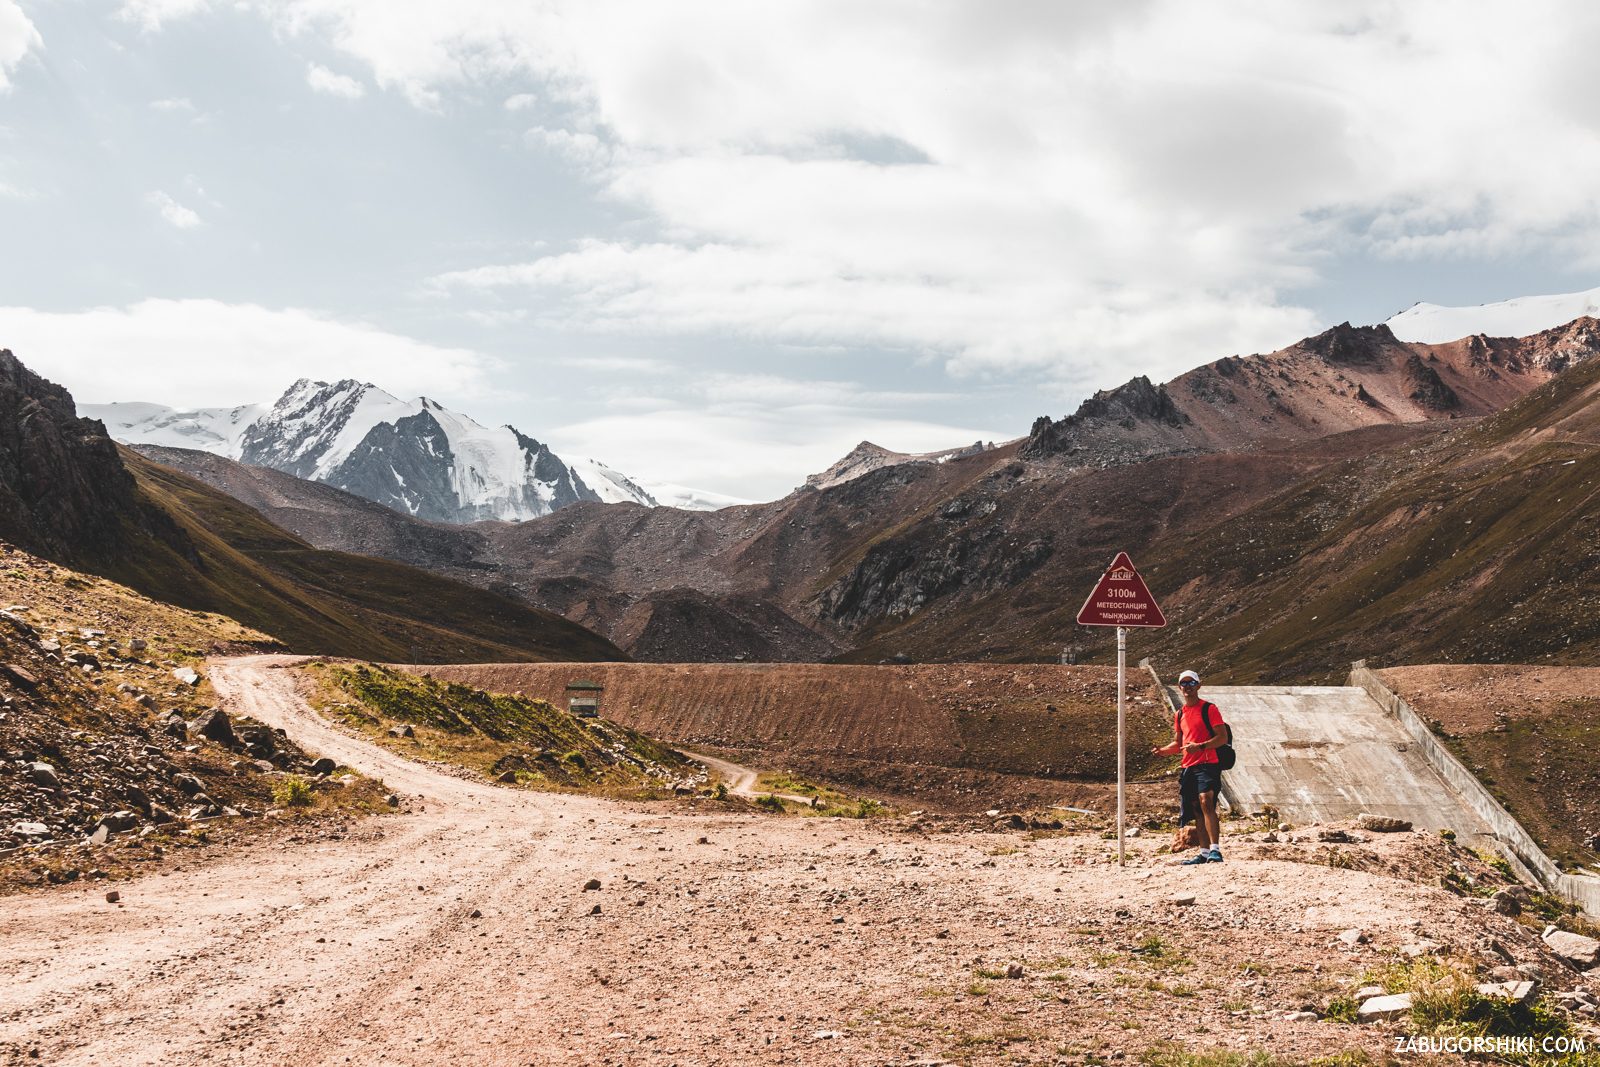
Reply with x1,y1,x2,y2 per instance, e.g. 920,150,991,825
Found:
1151,669,1228,864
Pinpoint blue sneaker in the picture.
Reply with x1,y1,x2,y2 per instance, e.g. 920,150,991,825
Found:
1205,848,1223,863
1180,853,1210,865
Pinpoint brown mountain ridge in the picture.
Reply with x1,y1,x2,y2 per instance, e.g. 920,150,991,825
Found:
124,317,1600,676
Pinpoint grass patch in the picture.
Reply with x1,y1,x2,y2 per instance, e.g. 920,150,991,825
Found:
1368,956,1579,1065
273,775,314,808
310,662,696,797
753,771,891,819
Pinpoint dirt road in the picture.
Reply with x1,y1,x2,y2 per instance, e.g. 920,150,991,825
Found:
0,656,1551,1065
683,750,816,805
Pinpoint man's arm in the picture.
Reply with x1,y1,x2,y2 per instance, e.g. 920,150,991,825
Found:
1151,724,1182,756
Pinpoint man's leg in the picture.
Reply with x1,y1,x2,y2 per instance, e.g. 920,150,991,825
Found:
1195,792,1217,851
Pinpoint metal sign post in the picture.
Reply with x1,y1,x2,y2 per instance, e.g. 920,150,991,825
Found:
1117,625,1126,866
1075,553,1166,868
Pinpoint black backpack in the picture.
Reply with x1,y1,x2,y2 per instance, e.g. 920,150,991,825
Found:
1200,702,1236,772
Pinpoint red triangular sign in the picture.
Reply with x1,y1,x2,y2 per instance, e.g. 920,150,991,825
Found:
1076,551,1166,628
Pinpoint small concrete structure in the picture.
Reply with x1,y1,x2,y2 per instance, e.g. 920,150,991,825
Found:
565,680,602,719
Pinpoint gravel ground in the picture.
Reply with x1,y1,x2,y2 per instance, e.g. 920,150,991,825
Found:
2,657,1594,1066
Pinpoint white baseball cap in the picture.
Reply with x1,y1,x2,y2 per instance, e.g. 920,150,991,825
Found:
1178,670,1201,685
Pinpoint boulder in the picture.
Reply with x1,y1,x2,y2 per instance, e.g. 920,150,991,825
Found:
11,821,49,839
128,638,147,653
0,610,36,636
1358,813,1413,833
171,667,200,687
190,709,236,748
1488,890,1521,916
28,761,59,788
172,773,205,796
1337,928,1367,946
387,724,415,739
0,663,39,690
497,770,519,783
309,757,337,776
1357,993,1412,1021
1543,929,1600,968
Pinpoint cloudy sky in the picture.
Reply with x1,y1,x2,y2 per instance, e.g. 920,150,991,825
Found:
1,1,1598,500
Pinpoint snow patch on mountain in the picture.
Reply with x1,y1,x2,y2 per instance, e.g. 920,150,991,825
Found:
635,480,753,511
83,400,267,456
1385,285,1600,344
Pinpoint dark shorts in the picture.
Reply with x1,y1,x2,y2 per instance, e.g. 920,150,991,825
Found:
1179,763,1223,826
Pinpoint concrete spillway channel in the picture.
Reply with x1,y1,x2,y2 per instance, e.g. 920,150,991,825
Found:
1202,685,1497,848
1160,678,1600,915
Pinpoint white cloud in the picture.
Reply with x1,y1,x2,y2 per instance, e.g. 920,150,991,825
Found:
0,0,41,91
548,405,1004,502
146,190,202,229
306,63,365,99
0,299,499,410
150,96,195,112
118,0,212,31
503,92,537,111
100,2,1600,395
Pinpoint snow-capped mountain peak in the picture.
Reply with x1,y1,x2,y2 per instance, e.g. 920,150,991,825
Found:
82,379,733,522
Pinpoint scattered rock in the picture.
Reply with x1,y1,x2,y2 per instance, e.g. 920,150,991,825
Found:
1172,894,1197,907
11,821,49,839
1355,985,1384,999
385,794,400,808
584,878,602,891
1005,963,1023,979
1358,813,1412,833
497,770,519,784
1357,992,1413,1021
104,891,120,904
1543,929,1600,968
309,757,337,776
387,725,415,739
1317,829,1358,843
1477,980,1537,1004
1126,826,1141,838
28,762,59,789
1283,1011,1318,1022
172,773,205,796
589,904,601,915
171,667,200,687
1337,928,1368,946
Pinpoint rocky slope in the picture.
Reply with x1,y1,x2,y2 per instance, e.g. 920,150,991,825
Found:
0,350,194,567
0,542,383,869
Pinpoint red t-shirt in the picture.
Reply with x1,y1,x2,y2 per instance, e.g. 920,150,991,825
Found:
1177,701,1225,768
